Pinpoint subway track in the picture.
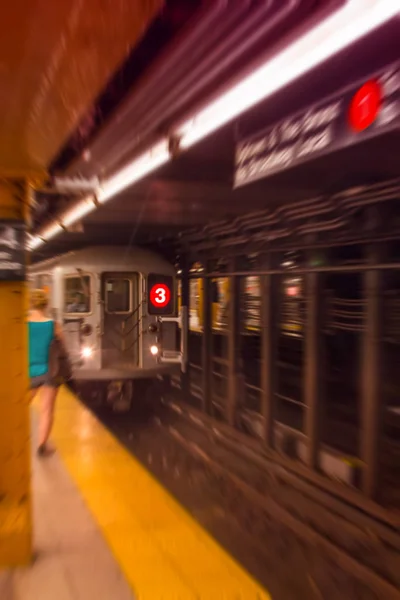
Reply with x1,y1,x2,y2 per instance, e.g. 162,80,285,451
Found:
172,364,400,502
160,405,400,600
79,390,400,600
162,395,400,522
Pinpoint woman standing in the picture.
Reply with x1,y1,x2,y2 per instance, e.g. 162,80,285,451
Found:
28,289,63,456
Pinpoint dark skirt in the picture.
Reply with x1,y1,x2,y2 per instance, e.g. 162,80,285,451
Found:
30,374,60,390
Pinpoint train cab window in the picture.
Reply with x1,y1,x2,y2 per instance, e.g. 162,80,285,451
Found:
64,275,91,314
105,279,131,313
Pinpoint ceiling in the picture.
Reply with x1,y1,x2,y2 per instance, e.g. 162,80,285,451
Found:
0,0,163,174
31,8,400,262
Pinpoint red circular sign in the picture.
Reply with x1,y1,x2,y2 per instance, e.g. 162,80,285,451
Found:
150,283,170,308
348,80,381,132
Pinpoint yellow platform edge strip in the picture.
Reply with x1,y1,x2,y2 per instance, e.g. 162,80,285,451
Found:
40,387,270,600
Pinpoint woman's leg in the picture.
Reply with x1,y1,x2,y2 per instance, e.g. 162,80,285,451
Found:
30,376,44,402
38,385,58,450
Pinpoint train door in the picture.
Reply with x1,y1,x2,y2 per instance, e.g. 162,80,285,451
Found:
101,273,139,369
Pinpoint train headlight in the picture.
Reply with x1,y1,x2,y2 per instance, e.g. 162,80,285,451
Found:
150,345,159,356
81,346,93,359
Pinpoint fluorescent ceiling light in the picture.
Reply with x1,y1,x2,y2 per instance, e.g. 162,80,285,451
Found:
97,141,170,203
26,234,43,251
41,221,63,241
61,196,96,228
26,198,95,252
177,0,399,148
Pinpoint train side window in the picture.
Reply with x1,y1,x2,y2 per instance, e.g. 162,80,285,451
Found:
64,275,91,314
105,279,131,314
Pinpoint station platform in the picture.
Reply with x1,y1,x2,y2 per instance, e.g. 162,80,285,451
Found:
0,387,270,599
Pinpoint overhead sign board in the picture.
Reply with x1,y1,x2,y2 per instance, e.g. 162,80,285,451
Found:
0,221,25,281
235,61,400,188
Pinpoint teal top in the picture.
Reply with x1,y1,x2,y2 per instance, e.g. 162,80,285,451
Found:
28,321,54,378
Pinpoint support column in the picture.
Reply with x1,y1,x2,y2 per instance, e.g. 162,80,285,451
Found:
227,260,240,428
260,265,278,448
180,259,190,403
201,262,212,414
0,178,32,566
360,246,383,500
304,269,324,470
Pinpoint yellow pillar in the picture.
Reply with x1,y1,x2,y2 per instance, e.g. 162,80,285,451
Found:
0,178,32,566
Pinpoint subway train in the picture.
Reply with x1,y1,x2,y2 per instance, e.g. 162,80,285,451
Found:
29,246,180,411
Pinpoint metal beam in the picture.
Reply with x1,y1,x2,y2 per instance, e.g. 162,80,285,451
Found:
180,259,190,403
260,261,279,448
227,260,241,428
201,264,212,415
304,268,325,470
360,245,383,500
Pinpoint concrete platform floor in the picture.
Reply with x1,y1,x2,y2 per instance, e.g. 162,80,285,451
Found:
1,389,269,599
0,414,135,600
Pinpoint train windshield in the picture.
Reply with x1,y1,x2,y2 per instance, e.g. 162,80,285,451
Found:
64,275,91,314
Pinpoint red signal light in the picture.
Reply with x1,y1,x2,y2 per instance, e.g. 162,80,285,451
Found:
348,80,381,132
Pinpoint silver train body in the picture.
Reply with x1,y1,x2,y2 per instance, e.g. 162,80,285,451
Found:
29,246,180,408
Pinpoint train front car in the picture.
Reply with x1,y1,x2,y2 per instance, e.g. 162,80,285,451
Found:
29,246,182,411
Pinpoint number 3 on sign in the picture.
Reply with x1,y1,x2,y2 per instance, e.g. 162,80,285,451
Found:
150,284,170,308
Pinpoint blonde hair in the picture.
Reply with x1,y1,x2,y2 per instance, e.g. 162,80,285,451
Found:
31,289,49,311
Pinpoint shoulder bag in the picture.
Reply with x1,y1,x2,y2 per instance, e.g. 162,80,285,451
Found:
48,324,73,385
